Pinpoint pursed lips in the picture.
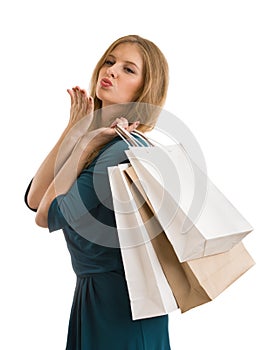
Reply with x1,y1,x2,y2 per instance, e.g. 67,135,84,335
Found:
100,78,113,88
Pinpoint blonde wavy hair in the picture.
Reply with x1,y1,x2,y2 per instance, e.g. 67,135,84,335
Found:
89,34,169,133
84,35,169,166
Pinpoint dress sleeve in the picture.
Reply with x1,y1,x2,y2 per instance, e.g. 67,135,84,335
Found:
24,179,37,212
47,138,129,233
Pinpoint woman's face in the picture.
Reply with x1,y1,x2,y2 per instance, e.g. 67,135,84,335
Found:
96,43,144,107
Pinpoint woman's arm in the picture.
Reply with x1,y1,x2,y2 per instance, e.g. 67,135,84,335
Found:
27,87,94,210
35,119,140,228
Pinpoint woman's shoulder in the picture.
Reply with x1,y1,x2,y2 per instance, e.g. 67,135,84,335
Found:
98,136,129,158
86,131,149,172
87,137,129,171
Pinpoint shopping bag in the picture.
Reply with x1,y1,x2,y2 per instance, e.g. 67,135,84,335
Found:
107,163,178,320
124,165,255,312
118,126,253,262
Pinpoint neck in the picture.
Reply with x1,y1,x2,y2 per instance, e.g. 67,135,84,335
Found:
99,103,132,127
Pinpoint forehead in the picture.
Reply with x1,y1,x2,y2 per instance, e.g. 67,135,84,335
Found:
108,43,143,64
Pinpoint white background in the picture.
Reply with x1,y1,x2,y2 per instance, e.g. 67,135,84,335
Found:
0,0,263,349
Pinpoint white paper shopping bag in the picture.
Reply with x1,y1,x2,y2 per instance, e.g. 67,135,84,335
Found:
108,163,178,320
125,143,253,262
124,165,255,313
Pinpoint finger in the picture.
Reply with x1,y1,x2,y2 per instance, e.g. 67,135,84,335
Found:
120,117,129,124
72,86,82,107
72,87,79,106
76,87,83,108
118,118,129,128
110,118,120,127
127,121,140,132
110,121,118,128
120,118,130,129
81,88,87,99
80,89,87,111
86,96,94,115
110,117,124,128
67,89,74,105
80,89,90,113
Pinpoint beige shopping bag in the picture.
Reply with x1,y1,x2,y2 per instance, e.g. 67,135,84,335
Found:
124,165,255,312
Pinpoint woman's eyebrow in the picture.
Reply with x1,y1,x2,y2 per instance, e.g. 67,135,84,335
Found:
124,60,139,69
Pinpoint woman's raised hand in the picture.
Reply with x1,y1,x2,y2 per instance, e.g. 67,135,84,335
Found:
87,117,140,148
67,86,94,132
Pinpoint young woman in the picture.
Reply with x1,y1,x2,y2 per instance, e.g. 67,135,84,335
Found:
25,34,170,349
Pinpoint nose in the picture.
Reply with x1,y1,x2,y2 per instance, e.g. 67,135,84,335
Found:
106,65,117,78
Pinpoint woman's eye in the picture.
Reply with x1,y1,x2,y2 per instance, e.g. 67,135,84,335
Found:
124,67,135,74
105,60,114,66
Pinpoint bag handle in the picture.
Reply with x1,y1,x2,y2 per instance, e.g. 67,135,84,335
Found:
115,124,154,147
115,125,137,147
132,129,155,147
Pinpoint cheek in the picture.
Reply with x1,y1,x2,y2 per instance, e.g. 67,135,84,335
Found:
97,69,104,82
97,65,108,81
95,70,104,93
125,77,142,92
129,79,143,97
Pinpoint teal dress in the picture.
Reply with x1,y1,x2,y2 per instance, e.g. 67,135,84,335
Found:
25,136,171,350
